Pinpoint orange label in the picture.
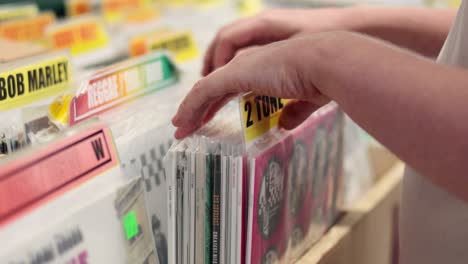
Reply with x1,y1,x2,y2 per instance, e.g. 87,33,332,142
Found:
129,38,148,57
124,7,159,23
0,12,55,42
102,0,152,22
67,0,93,16
47,17,109,55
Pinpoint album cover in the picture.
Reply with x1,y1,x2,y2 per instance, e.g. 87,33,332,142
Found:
195,152,207,264
246,136,289,264
211,153,222,264
220,152,229,264
189,150,196,264
205,153,213,264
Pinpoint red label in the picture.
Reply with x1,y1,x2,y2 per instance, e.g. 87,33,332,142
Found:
0,123,118,225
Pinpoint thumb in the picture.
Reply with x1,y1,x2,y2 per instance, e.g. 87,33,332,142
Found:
279,100,321,130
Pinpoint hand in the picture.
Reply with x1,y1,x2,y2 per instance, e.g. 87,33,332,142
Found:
202,8,351,75
173,32,342,139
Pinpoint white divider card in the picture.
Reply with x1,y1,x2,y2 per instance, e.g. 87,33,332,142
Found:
118,123,174,264
0,121,158,264
68,52,178,125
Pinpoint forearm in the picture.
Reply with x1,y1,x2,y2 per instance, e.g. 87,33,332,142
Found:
310,33,468,201
341,6,456,57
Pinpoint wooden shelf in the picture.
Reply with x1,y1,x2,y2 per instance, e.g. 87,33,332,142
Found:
297,162,405,264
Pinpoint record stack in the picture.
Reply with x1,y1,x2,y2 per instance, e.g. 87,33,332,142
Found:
165,96,344,264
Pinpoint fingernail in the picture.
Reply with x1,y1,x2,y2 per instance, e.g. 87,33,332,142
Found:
172,115,181,126
174,128,185,140
174,127,195,140
278,114,292,130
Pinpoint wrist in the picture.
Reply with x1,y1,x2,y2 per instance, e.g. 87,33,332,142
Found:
291,33,341,102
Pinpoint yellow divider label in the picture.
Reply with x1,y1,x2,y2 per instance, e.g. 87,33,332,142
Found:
449,0,462,7
102,0,153,22
130,31,198,63
0,12,55,42
0,56,72,111
241,93,289,143
163,0,190,7
194,0,223,7
238,0,263,15
47,17,109,55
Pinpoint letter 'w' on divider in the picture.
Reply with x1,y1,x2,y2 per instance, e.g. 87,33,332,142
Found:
91,138,104,161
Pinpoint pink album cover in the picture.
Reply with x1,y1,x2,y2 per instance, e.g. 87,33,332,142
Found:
288,105,344,257
245,105,343,264
247,134,289,264
303,107,343,246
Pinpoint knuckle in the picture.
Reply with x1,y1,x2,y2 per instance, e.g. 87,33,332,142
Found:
230,51,246,65
195,79,205,88
218,31,231,44
193,80,205,92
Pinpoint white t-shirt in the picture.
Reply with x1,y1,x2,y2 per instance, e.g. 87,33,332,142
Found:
400,1,468,263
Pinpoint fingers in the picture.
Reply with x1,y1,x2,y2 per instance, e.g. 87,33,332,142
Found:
203,16,297,75
279,100,321,130
202,38,217,76
212,19,262,70
172,66,246,133
173,37,320,139
234,46,261,57
174,93,237,139
202,93,237,124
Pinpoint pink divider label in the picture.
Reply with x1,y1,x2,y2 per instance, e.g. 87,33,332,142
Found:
0,124,118,225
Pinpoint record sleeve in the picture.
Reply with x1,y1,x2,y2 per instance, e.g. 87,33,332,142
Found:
195,151,207,264
211,152,222,264
220,147,229,264
205,153,213,264
189,149,196,264
246,135,289,264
